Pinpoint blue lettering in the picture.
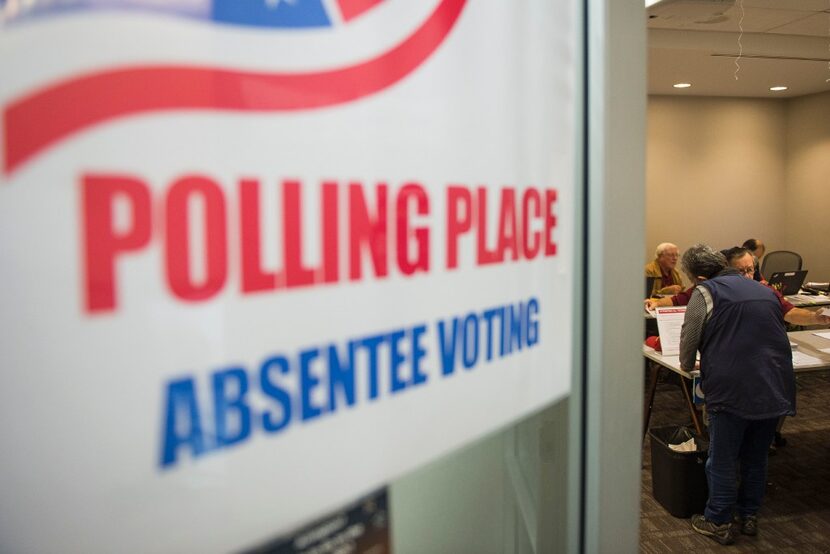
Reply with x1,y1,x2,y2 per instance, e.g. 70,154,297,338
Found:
212,367,251,449
437,317,460,376
462,313,479,369
388,329,408,393
361,335,384,400
508,303,524,353
160,376,207,468
158,298,542,466
299,348,324,421
328,343,356,411
526,297,539,346
411,324,428,386
482,308,498,361
260,355,292,433
498,307,508,356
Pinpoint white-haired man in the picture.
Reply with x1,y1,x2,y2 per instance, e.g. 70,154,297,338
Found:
645,242,683,296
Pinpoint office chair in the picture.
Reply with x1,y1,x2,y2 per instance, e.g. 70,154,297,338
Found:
760,250,802,280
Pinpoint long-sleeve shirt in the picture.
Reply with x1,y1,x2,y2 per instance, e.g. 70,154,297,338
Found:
679,286,711,371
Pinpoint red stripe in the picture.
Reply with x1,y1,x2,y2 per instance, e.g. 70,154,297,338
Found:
3,0,466,175
337,0,385,22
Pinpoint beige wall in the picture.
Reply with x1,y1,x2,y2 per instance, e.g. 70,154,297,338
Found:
784,91,830,282
647,93,829,284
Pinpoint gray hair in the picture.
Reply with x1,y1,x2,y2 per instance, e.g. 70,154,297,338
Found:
655,242,678,258
681,244,726,280
722,246,750,265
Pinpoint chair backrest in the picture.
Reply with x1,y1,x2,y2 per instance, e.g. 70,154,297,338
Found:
760,250,802,280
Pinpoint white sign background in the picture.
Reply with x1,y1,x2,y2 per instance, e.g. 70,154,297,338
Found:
0,1,577,552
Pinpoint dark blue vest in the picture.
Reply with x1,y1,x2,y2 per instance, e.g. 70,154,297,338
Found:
699,272,795,419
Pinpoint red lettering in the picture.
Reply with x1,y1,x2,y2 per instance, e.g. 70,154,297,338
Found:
81,174,450,313
239,178,277,293
545,189,558,256
476,187,499,265
396,182,430,275
522,188,541,259
349,183,388,280
283,179,316,288
446,186,472,269
81,173,151,313
320,181,339,284
165,175,227,301
495,188,518,261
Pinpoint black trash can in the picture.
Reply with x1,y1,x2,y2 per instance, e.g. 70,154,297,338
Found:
649,426,709,518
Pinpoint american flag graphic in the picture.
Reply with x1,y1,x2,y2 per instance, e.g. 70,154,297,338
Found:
1,0,466,174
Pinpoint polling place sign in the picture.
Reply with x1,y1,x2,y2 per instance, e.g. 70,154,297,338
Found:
0,0,577,551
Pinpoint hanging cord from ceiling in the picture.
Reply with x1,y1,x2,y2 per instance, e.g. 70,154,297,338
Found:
734,0,744,80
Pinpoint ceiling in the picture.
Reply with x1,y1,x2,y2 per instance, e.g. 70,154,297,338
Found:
647,0,830,98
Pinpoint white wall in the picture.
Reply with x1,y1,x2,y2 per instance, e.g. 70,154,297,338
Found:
784,91,830,282
646,95,787,277
647,92,830,283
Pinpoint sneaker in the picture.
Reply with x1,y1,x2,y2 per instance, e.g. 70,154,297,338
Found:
691,514,734,545
738,515,758,536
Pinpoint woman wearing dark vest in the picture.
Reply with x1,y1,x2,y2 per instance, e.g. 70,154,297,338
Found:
678,244,795,545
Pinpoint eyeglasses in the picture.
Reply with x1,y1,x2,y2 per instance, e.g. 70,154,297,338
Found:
737,267,754,275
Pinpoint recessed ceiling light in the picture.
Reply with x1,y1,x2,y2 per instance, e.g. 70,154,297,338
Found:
769,86,788,92
673,83,692,89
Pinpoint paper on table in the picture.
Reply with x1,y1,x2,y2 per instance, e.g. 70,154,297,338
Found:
655,306,686,356
792,350,823,367
812,331,830,340
819,307,830,317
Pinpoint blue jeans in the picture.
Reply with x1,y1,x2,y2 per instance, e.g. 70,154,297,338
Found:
704,411,778,524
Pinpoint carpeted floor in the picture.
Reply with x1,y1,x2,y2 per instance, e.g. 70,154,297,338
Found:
640,370,830,552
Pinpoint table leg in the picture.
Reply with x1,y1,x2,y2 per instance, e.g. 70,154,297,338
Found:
680,379,704,436
643,361,660,443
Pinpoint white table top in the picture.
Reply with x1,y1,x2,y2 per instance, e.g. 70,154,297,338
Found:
643,330,830,377
644,293,830,319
